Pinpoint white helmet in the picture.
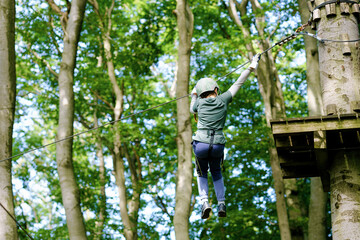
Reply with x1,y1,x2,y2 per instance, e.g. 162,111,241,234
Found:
196,78,219,96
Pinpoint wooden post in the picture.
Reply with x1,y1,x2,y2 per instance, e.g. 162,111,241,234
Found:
316,1,360,239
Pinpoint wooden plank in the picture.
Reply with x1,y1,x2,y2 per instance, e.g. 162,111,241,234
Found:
271,113,360,124
271,118,360,135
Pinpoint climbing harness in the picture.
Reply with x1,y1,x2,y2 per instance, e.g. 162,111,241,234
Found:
205,129,222,155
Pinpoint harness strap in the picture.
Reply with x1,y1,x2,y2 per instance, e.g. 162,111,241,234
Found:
208,129,216,156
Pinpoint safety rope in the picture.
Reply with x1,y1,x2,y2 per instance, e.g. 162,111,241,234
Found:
0,202,34,240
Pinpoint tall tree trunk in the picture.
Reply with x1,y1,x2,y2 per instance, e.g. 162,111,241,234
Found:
285,179,307,240
173,0,194,239
227,1,292,239
54,0,87,239
258,43,292,240
89,1,142,238
104,33,136,239
0,0,18,238
93,105,106,239
316,3,360,239
297,1,327,240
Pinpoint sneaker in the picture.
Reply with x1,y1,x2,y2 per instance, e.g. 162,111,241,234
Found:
218,203,226,217
201,202,211,219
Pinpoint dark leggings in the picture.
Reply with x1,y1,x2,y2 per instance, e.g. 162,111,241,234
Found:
192,141,224,181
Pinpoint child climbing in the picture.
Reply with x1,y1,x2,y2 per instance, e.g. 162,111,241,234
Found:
190,54,260,219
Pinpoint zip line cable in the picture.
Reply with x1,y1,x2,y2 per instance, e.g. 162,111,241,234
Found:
1,3,360,236
0,202,34,240
0,94,190,163
216,61,250,82
1,59,252,163
296,32,360,43
1,18,360,163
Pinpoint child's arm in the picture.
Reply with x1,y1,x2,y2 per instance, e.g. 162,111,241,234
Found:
190,87,197,114
228,54,260,97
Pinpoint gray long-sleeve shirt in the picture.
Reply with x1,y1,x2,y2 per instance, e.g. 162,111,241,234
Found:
190,68,253,144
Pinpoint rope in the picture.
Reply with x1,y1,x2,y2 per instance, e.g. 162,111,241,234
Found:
0,202,34,240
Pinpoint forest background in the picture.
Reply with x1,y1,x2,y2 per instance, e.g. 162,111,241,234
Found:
2,0,348,239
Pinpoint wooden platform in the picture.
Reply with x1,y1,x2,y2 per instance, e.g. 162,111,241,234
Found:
270,113,360,191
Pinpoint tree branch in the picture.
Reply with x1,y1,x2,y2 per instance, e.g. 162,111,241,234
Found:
151,190,173,221
123,143,139,183
268,18,281,41
227,0,255,57
216,18,231,39
27,44,59,78
132,144,142,181
88,0,105,32
76,112,93,130
249,0,265,37
106,0,116,35
90,89,114,110
46,0,68,33
48,15,62,56
46,0,63,16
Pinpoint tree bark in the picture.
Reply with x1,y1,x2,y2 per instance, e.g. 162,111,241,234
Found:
55,0,87,239
89,1,142,238
297,1,327,240
0,0,18,238
93,106,106,239
227,1,292,239
298,0,324,117
316,3,360,239
105,29,136,239
330,150,360,239
285,179,307,240
317,6,360,114
173,0,194,239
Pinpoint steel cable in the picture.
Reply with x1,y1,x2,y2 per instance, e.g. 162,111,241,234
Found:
0,32,303,163
4,19,359,163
